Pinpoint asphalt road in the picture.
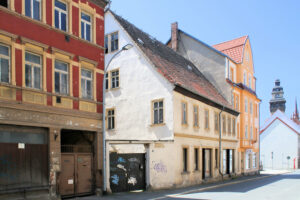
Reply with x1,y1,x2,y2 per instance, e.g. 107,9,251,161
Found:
74,170,300,200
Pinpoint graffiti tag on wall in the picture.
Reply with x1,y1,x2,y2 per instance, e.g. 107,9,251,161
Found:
153,161,167,173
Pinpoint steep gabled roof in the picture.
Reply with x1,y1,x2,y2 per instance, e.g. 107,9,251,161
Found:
109,11,237,114
213,36,248,63
260,110,300,135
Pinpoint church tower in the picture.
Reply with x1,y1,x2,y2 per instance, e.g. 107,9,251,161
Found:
270,79,286,114
291,99,300,125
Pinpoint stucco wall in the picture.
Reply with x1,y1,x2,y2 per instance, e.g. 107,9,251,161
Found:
177,33,232,103
105,12,174,141
260,120,298,169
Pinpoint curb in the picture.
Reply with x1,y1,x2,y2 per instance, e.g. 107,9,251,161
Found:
150,171,291,200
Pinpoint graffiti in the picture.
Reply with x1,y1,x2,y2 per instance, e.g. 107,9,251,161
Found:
128,177,137,185
153,161,167,173
118,157,126,163
117,164,127,171
111,174,119,185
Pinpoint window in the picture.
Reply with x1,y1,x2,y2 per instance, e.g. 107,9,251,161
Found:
230,67,234,81
81,12,92,41
25,0,41,20
245,125,248,139
182,102,187,124
250,102,253,115
25,52,42,89
0,44,10,83
55,60,68,95
107,109,115,130
249,75,252,88
104,35,108,54
105,73,108,90
81,68,93,99
250,126,253,140
252,153,256,168
194,148,199,171
245,153,250,169
245,98,248,113
222,115,226,134
111,70,119,89
235,96,239,111
153,100,163,124
215,149,218,168
214,112,219,132
232,118,236,136
0,1,8,8
55,0,68,32
204,109,209,129
243,72,246,85
227,117,231,135
183,148,188,172
111,32,118,52
193,105,198,127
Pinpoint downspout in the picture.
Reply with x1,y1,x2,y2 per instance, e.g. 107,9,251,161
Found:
219,106,225,179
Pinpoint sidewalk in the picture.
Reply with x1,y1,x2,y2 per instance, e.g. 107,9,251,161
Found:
259,169,292,175
69,172,289,200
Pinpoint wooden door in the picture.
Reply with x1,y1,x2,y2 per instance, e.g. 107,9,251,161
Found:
76,154,92,194
60,154,75,196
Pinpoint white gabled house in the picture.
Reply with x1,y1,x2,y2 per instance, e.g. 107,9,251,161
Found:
104,10,239,193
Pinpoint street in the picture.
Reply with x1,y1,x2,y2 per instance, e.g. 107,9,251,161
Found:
75,170,300,200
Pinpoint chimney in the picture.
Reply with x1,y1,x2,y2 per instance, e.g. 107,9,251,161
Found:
171,22,178,51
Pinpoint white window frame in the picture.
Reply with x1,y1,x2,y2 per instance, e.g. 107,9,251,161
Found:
54,60,69,95
25,51,42,90
153,100,164,124
110,69,119,89
81,68,93,99
25,0,41,21
0,44,10,83
81,12,92,42
107,109,115,130
54,0,68,32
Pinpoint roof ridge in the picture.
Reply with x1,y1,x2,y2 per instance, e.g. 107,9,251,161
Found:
213,35,248,47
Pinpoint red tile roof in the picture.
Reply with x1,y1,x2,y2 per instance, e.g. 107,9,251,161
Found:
213,36,248,63
110,11,236,113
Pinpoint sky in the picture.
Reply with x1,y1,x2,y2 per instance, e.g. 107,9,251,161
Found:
109,0,300,125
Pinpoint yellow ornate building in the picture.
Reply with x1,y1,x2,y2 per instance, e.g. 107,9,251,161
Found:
213,36,260,174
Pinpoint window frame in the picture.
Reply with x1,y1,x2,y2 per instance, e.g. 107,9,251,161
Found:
107,108,115,130
105,31,119,54
181,101,188,125
193,105,199,127
245,98,248,113
204,109,209,130
25,51,42,90
232,118,236,136
25,0,41,21
222,114,226,134
245,125,248,139
0,1,8,8
183,147,188,172
54,0,68,32
214,112,219,133
81,68,93,99
227,116,231,135
194,148,199,171
54,60,69,95
110,32,119,53
110,69,119,89
81,11,92,42
152,99,164,125
0,43,10,84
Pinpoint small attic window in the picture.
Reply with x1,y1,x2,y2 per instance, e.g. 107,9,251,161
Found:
187,65,192,71
137,38,144,45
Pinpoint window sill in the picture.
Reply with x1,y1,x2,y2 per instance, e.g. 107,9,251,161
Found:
150,123,166,127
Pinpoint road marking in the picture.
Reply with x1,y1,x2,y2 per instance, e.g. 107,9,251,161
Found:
148,173,290,200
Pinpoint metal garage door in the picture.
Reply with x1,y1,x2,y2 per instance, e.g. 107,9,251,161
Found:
110,153,145,193
0,125,48,192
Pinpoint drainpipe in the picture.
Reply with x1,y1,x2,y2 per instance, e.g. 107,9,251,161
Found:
218,106,225,179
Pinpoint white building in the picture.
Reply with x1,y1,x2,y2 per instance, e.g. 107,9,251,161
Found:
260,110,300,170
104,10,239,193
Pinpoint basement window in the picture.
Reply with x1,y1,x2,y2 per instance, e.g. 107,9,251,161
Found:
0,1,8,8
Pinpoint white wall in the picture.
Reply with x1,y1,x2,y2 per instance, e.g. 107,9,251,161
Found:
105,12,174,141
260,119,298,169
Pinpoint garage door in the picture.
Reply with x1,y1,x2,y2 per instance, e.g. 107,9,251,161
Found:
0,125,48,192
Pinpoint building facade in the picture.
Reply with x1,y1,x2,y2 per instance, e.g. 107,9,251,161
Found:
168,25,260,175
0,0,107,198
104,10,239,193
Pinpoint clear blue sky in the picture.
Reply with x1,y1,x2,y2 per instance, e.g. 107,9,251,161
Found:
109,0,300,125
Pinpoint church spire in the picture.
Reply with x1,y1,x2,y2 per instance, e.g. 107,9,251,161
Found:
269,79,286,114
291,98,300,124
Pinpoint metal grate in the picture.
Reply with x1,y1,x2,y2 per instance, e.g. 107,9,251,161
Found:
61,145,92,153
